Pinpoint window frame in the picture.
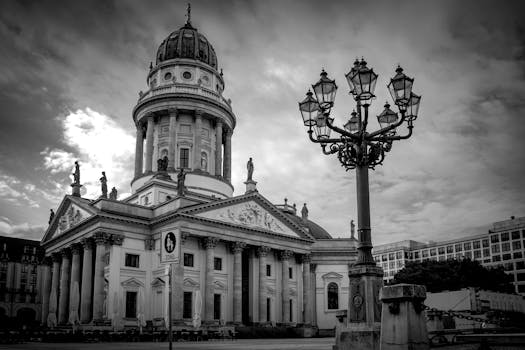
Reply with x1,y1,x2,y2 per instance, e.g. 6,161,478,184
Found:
125,253,140,268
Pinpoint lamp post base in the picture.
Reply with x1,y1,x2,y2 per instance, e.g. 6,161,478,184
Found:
333,264,383,350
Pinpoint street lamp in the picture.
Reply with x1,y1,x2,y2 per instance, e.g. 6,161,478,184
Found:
298,58,421,266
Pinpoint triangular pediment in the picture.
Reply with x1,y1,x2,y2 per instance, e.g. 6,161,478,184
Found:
151,277,165,288
322,272,344,280
183,277,200,288
213,280,227,291
42,196,97,243
194,200,303,238
122,277,144,288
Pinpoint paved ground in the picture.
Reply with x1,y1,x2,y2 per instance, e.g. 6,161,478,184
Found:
0,338,335,350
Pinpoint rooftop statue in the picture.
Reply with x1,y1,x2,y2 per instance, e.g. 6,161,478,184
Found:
247,157,254,181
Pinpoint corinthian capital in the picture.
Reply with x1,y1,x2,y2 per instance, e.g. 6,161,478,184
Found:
257,246,271,257
280,250,294,261
204,237,219,250
231,241,246,254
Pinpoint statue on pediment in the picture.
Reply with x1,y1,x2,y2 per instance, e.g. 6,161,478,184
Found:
72,161,80,185
48,209,55,225
177,168,186,196
246,157,254,181
109,187,117,200
100,171,108,198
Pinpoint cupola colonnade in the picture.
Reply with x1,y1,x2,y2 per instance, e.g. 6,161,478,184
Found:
134,108,232,182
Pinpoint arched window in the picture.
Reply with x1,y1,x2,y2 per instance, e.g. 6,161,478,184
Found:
200,152,208,171
327,282,339,309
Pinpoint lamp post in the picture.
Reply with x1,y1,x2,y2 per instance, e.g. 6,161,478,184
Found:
298,59,421,349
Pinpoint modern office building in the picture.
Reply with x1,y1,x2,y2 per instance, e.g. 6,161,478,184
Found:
373,216,525,294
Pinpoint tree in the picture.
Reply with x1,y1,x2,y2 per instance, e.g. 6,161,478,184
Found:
392,259,514,293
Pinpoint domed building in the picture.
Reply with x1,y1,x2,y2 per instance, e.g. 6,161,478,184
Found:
40,14,357,335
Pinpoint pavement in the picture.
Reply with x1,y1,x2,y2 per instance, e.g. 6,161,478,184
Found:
0,338,335,350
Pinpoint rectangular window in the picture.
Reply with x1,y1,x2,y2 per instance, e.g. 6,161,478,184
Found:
430,249,436,256
125,291,137,318
183,292,192,318
482,239,489,248
381,254,387,262
464,242,471,250
483,248,491,257
266,298,271,322
183,253,194,267
214,257,222,271
504,263,514,271
438,255,446,261
513,241,522,250
179,148,189,168
422,250,429,258
464,251,472,259
473,241,481,249
516,261,525,270
502,243,510,252
491,234,500,243
502,253,511,261
388,253,395,260
446,245,453,253
514,252,523,259
474,250,481,259
517,273,525,282
455,244,463,252
501,232,509,241
289,300,293,322
414,251,420,259
396,251,402,259
512,231,521,240
289,267,293,279
389,261,396,269
125,253,140,268
214,294,221,320
266,264,271,277
438,247,445,255
492,245,500,254
492,255,501,262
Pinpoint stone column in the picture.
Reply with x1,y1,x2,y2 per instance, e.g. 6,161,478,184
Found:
168,108,178,171
310,264,317,327
134,124,144,178
49,253,61,322
302,254,311,325
204,237,218,323
69,243,82,313
92,232,109,321
14,262,21,302
145,115,155,173
280,250,293,324
25,262,33,303
193,110,203,170
80,238,94,323
215,120,223,177
223,130,232,181
232,242,246,325
58,248,71,324
40,258,52,324
257,246,270,323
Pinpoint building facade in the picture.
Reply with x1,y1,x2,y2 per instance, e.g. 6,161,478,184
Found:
373,216,525,294
40,17,357,332
0,236,45,327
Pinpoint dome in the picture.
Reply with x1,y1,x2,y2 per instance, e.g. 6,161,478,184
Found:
284,212,333,240
156,22,218,69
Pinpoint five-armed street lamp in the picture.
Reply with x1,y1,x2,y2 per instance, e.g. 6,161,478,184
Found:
298,59,421,345
299,58,421,267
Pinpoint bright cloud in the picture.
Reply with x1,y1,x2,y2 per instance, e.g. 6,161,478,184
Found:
41,108,134,199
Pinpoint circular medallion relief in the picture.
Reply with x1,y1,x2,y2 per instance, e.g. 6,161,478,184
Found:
164,72,172,81
352,294,364,308
201,75,210,86
182,71,192,80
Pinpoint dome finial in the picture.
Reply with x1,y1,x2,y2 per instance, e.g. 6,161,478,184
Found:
186,3,192,25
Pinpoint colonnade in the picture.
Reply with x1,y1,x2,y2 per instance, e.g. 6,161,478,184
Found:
42,233,315,326
41,232,122,325
134,109,232,181
169,237,314,325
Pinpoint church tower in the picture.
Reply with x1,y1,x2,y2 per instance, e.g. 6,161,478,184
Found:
130,9,235,204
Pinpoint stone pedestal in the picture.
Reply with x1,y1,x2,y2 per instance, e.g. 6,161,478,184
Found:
379,284,429,350
244,180,257,194
333,264,383,350
71,183,82,197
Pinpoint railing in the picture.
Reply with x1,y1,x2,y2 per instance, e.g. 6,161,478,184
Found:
138,83,232,110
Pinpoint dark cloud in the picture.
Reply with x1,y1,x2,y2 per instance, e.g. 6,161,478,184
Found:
0,0,524,243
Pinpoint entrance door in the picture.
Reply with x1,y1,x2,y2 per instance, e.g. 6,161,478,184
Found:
241,250,250,325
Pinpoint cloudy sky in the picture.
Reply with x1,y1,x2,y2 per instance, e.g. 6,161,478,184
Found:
0,0,524,245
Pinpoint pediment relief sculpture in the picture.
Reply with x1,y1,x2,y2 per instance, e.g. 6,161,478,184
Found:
215,202,286,233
